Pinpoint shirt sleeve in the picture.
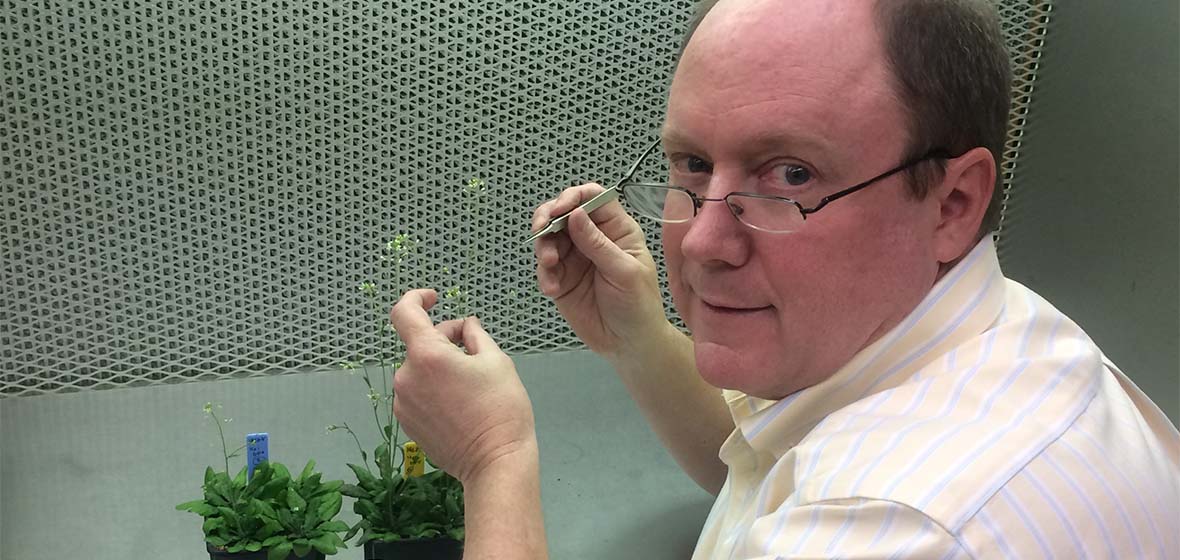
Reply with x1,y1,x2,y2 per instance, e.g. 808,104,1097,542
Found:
737,498,968,559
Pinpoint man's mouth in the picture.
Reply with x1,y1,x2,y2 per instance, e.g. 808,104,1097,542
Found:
701,300,772,314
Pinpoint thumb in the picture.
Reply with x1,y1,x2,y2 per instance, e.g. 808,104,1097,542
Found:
566,208,633,279
461,316,502,356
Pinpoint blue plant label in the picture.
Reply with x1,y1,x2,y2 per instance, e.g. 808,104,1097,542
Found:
246,432,269,481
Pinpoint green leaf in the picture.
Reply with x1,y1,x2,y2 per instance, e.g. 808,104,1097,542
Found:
444,493,460,518
317,493,342,522
277,508,295,531
216,507,241,528
253,518,283,541
318,520,348,533
340,483,369,499
206,535,229,547
314,479,343,497
260,475,290,500
347,463,381,492
271,462,291,480
252,498,278,520
302,506,320,533
266,542,292,560
370,490,388,505
374,443,391,474
244,541,262,552
354,499,379,521
310,533,338,555
227,543,245,553
343,522,361,542
383,424,394,439
202,517,226,535
205,466,217,486
233,466,248,486
292,538,311,557
176,500,215,516
261,535,285,548
286,489,307,513
245,462,274,495
299,459,316,482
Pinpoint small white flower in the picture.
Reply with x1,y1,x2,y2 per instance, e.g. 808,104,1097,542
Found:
203,402,213,414
464,178,486,195
359,282,378,297
367,388,380,403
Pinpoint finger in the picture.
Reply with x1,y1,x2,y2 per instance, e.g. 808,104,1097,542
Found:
434,318,466,346
532,183,604,230
532,199,557,232
460,316,503,355
566,208,633,278
390,289,443,346
535,230,572,268
553,183,601,216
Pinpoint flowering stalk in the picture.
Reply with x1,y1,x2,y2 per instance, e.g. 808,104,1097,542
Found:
203,402,241,475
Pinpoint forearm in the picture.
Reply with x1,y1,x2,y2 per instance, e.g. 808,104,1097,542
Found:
609,322,733,495
461,441,548,560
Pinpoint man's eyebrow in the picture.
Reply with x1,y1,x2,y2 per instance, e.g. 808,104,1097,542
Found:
742,130,836,158
660,126,836,159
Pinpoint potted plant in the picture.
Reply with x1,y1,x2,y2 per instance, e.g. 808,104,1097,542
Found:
330,229,467,559
329,178,490,559
177,403,349,560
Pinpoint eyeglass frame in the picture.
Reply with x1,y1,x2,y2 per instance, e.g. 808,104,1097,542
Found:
614,138,955,231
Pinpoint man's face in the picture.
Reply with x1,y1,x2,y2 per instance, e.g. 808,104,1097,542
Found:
663,0,945,399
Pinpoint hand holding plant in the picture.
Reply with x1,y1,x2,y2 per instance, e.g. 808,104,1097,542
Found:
389,290,537,484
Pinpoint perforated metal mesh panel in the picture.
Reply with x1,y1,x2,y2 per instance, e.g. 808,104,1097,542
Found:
1,1,1051,397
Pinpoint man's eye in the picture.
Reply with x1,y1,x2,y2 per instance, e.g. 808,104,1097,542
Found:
776,164,812,186
685,156,712,173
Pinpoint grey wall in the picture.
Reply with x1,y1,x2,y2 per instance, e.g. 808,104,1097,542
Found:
999,1,1179,424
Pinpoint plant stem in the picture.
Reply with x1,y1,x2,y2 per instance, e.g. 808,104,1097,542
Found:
394,417,403,470
341,422,370,472
210,408,230,475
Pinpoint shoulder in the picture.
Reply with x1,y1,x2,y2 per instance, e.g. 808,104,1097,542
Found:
790,283,1108,532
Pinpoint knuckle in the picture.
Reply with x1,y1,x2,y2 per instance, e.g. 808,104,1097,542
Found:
391,374,410,396
392,396,404,417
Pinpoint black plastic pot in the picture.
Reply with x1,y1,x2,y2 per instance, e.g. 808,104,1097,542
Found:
364,538,463,560
206,542,326,560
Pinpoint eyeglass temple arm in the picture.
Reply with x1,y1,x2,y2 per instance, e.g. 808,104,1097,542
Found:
610,138,664,189
802,150,953,216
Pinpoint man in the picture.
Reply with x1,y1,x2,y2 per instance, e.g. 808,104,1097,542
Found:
389,0,1180,557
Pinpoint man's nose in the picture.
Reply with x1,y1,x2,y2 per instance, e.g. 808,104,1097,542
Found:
678,175,751,266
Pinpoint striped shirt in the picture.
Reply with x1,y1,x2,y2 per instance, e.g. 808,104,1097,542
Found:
692,237,1180,559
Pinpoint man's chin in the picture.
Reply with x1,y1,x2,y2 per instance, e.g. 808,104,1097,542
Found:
694,341,760,391
694,341,801,399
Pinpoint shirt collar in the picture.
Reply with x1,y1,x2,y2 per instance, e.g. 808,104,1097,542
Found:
724,236,1007,458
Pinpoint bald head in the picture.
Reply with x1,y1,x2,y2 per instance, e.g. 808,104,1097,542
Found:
677,0,891,103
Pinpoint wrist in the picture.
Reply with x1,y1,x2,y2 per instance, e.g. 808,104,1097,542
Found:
606,319,688,369
464,435,540,487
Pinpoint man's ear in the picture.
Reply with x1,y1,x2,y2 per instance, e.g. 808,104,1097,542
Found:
932,146,996,264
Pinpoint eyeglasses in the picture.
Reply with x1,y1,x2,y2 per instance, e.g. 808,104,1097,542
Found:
616,139,952,234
